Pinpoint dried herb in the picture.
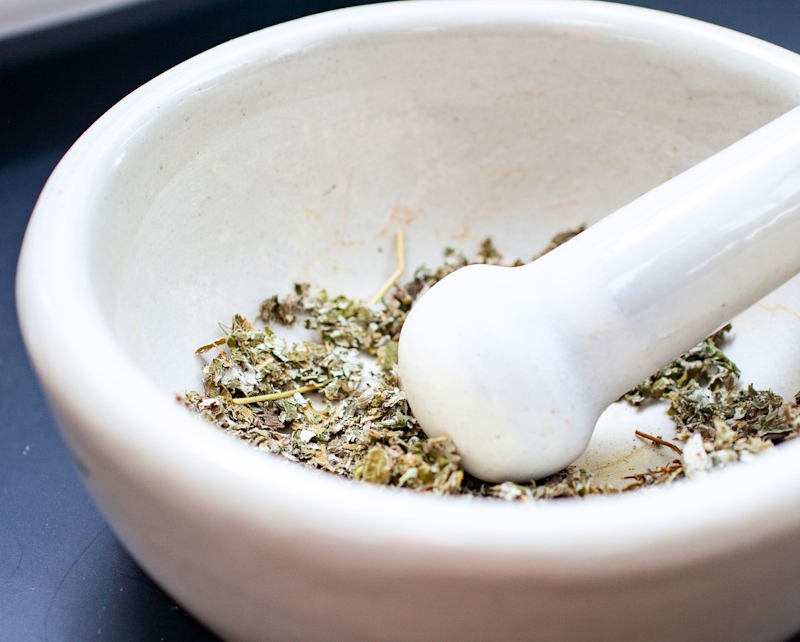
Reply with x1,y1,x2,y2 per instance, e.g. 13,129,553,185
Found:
464,468,618,502
182,224,799,501
622,326,800,487
530,224,586,260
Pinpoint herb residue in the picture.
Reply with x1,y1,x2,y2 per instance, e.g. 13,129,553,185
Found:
182,229,800,501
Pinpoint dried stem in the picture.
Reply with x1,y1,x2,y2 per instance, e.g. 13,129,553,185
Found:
622,459,683,480
232,381,327,405
635,430,683,455
370,230,405,304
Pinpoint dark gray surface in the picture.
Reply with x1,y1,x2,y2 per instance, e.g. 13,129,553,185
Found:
1,1,799,640
0,0,224,69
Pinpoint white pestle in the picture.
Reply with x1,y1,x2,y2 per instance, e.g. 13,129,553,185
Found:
398,105,800,483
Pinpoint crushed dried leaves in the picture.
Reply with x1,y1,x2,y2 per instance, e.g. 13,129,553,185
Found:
182,226,800,501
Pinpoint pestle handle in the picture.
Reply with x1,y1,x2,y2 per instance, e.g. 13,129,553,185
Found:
533,104,800,399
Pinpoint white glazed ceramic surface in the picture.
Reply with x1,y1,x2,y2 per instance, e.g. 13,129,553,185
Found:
15,2,800,641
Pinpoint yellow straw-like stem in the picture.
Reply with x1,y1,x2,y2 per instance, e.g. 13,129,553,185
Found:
370,230,405,304
232,382,324,405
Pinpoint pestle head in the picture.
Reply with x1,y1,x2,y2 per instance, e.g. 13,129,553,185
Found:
397,260,600,482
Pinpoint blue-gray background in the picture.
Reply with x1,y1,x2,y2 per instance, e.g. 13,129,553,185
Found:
1,1,798,639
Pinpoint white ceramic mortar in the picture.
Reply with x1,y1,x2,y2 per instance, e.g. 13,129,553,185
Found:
15,2,800,640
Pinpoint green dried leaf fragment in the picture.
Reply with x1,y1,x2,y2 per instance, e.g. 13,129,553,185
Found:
259,287,306,326
377,341,399,372
195,337,226,354
531,224,586,260
624,325,738,405
361,447,391,484
470,238,503,265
